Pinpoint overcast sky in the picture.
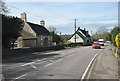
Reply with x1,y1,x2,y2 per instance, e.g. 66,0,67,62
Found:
6,1,118,35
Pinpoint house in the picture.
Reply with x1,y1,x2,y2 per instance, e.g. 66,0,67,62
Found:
59,35,72,42
17,12,52,48
68,27,92,45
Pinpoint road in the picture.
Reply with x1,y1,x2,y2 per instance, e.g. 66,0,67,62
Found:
2,45,104,80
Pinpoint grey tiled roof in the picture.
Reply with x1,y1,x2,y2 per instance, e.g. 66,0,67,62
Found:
69,28,91,40
79,29,91,37
27,22,50,35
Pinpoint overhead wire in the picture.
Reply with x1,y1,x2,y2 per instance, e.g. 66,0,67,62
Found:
7,4,42,19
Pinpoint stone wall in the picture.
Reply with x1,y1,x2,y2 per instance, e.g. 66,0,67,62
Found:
37,35,52,47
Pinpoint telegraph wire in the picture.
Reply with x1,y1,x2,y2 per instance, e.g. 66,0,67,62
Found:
7,4,42,19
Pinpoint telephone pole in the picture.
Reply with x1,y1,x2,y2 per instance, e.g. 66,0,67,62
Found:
75,19,77,43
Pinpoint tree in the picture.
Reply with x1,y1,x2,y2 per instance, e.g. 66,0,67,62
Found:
92,26,109,41
48,27,61,44
115,33,120,48
104,32,111,42
0,0,9,14
111,27,120,47
2,14,23,49
50,31,61,44
97,26,108,35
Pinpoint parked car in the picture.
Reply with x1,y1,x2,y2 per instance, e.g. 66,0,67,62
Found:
92,42,101,49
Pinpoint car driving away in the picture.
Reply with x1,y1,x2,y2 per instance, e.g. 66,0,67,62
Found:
92,42,101,49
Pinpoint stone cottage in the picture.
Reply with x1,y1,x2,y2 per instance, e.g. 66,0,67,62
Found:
17,12,52,48
69,27,92,45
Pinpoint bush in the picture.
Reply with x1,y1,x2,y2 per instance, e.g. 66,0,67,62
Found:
115,33,120,48
111,27,120,47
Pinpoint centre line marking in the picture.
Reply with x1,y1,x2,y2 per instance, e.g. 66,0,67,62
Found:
43,59,63,68
31,64,37,69
44,63,53,67
13,73,27,80
57,59,63,62
21,58,47,67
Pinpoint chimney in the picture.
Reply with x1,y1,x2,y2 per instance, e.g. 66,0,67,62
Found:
86,31,88,35
78,27,80,30
21,12,27,21
40,20,45,27
84,28,86,31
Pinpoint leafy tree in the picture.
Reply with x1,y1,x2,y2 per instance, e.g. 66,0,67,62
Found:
111,27,120,47
115,33,120,48
104,32,112,42
48,27,61,44
50,31,61,44
2,14,23,49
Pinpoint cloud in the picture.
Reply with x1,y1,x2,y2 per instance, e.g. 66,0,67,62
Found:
6,2,118,35
84,20,118,25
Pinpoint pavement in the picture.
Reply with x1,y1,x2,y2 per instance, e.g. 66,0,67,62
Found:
88,45,119,80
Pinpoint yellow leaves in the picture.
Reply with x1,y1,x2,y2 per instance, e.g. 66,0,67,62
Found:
115,33,120,48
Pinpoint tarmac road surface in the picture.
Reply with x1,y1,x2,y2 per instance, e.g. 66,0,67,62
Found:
2,46,103,80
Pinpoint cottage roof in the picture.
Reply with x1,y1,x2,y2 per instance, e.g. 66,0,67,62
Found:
60,35,72,42
79,29,91,37
27,22,50,35
69,28,91,40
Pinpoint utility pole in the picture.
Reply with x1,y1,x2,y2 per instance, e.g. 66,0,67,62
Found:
74,19,77,43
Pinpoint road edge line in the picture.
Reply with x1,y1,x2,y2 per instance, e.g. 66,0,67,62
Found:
81,50,102,80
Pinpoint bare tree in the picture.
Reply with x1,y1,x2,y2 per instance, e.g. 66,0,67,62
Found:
48,26,57,33
0,0,9,14
97,26,108,35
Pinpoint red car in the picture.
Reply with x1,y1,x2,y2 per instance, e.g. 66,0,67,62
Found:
92,43,101,49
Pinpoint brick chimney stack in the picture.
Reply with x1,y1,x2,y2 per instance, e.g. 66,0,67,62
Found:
40,20,45,27
86,31,89,35
21,12,27,21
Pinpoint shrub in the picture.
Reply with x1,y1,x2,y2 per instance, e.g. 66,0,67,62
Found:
111,27,120,47
115,33,120,48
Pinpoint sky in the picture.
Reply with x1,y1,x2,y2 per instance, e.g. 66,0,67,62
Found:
6,1,118,35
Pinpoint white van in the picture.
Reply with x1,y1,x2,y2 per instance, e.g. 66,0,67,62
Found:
98,39,104,46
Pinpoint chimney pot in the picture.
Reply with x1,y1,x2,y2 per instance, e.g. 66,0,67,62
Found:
21,12,27,21
40,20,45,27
84,28,86,31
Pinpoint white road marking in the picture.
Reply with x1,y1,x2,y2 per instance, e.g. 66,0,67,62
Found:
57,59,63,62
21,62,36,66
0,74,4,81
42,58,47,60
31,64,37,69
81,50,102,80
49,60,54,62
43,59,63,68
13,74,27,80
68,54,74,57
21,58,47,67
44,63,53,67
